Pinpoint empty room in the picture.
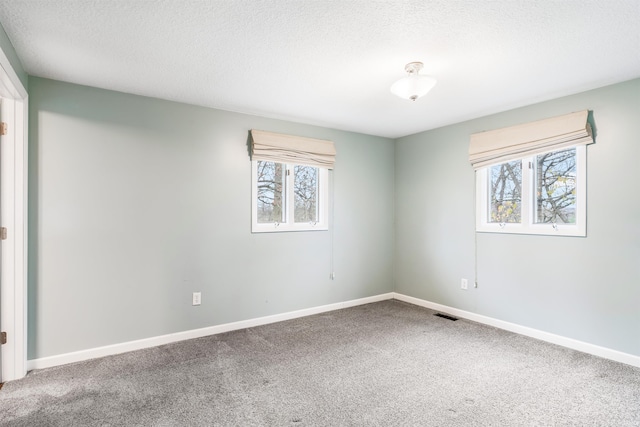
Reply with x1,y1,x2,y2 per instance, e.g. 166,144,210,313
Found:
0,1,639,425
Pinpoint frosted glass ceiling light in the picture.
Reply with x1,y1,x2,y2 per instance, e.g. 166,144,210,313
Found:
390,62,437,101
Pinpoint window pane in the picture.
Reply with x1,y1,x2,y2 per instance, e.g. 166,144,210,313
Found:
489,160,522,223
535,148,577,224
294,165,318,223
256,161,284,223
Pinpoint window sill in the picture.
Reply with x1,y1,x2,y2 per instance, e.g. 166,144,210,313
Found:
476,223,586,237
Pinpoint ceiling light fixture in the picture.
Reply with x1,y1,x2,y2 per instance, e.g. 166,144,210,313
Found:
390,62,437,101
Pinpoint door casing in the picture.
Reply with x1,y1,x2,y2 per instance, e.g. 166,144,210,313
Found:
0,59,28,382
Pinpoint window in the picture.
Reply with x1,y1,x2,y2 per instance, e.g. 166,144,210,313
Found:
252,160,328,232
470,110,593,237
476,146,586,236
249,129,335,233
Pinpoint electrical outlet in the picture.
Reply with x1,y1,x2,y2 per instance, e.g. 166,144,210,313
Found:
330,272,335,280
461,278,468,290
192,292,201,306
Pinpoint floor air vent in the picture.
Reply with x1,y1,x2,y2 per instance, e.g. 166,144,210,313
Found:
434,313,458,321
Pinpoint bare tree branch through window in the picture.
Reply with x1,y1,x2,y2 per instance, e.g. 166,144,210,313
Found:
535,148,577,224
489,160,522,223
256,161,284,223
293,165,318,223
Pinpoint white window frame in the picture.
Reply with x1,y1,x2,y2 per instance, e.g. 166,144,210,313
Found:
476,145,586,237
251,160,329,233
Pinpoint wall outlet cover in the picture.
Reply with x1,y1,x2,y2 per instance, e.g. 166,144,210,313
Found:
192,292,201,306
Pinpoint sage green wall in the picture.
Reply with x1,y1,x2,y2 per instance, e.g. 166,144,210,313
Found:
395,78,640,356
0,22,27,90
28,74,640,361
28,77,395,359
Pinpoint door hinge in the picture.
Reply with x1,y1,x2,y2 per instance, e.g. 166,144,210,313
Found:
0,122,6,135
0,227,6,240
0,332,6,345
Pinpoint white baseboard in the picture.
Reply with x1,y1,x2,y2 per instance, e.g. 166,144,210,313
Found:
27,293,395,371
393,292,640,368
28,291,640,371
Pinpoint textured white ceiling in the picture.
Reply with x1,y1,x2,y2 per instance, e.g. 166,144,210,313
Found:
0,0,639,138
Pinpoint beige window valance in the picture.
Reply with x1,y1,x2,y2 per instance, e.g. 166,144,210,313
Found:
250,130,336,169
469,110,593,169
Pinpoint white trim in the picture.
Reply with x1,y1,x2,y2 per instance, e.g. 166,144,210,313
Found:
27,291,640,372
0,64,28,382
393,293,640,368
0,59,27,100
27,293,394,371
